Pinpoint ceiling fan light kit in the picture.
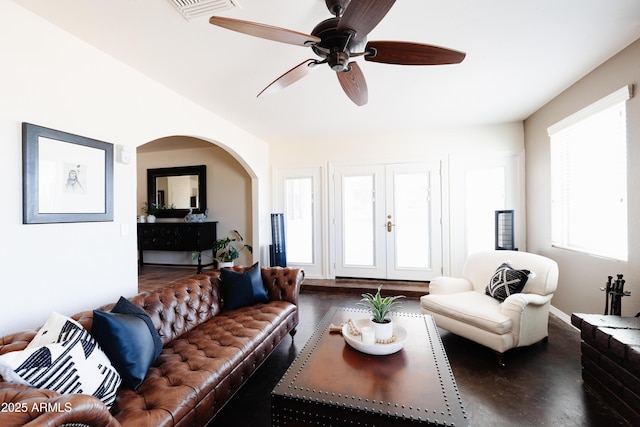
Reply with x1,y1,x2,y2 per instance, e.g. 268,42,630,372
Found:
209,0,465,106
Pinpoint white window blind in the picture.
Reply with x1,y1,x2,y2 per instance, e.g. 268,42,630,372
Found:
548,85,632,261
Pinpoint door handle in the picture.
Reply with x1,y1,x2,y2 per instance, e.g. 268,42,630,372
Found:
387,221,395,232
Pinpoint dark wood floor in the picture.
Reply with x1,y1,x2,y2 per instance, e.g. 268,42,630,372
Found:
138,266,630,427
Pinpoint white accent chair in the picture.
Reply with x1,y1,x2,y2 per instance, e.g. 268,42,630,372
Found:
421,250,559,366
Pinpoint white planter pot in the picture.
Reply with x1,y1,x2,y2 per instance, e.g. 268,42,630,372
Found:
218,261,234,269
146,214,156,223
370,318,393,342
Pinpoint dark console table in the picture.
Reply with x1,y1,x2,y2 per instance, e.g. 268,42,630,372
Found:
137,222,217,273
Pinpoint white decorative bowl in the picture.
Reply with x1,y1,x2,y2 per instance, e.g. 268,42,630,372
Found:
342,318,407,355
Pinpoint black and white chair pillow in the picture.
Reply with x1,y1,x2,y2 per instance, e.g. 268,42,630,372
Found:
485,263,532,302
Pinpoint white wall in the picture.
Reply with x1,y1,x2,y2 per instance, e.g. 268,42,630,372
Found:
270,123,526,278
0,2,269,336
269,125,524,165
525,38,640,317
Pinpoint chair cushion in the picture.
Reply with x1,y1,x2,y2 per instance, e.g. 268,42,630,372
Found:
485,263,530,302
421,292,512,335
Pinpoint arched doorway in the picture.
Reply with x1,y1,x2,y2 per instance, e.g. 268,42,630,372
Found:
136,136,254,268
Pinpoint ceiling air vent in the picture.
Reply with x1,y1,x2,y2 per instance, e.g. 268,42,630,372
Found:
167,0,240,20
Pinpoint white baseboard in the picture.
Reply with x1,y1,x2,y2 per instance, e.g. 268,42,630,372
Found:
550,305,578,330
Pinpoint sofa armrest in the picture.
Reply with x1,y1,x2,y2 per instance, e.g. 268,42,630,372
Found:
261,267,304,306
0,383,121,427
501,293,553,315
501,293,555,347
428,277,473,295
0,330,37,355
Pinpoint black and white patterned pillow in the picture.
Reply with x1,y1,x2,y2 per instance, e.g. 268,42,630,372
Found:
485,263,531,302
0,312,121,408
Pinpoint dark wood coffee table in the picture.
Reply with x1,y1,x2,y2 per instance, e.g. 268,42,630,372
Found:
271,306,469,426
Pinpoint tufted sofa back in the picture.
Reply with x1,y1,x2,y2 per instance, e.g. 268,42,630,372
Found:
259,266,303,305
130,275,220,345
124,266,303,345
1,266,304,353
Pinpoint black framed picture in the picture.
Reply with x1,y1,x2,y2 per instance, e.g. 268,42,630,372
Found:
22,123,114,224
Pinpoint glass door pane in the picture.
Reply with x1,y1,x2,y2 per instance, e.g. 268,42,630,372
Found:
342,175,375,266
285,177,314,264
394,172,431,269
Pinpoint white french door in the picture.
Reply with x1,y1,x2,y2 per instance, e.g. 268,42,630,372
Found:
334,162,442,281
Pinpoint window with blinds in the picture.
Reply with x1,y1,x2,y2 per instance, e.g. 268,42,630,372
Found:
548,85,632,261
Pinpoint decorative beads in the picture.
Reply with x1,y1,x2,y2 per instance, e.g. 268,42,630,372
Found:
347,318,361,336
328,323,343,333
375,335,396,344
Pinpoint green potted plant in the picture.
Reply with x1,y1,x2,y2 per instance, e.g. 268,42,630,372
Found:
213,230,253,267
192,230,253,268
357,285,404,342
142,202,162,223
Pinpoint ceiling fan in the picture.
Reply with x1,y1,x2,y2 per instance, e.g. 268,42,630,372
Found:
209,0,466,106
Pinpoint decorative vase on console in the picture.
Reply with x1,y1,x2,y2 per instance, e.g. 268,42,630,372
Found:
357,285,404,343
184,208,208,223
142,202,161,224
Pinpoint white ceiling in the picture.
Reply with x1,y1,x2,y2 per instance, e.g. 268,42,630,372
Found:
12,0,640,145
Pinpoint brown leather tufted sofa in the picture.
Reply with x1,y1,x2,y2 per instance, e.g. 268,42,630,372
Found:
0,266,304,427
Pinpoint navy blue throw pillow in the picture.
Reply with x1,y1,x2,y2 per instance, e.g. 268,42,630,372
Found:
220,262,268,310
112,297,162,359
91,297,162,390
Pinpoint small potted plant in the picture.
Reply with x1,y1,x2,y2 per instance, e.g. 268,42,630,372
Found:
142,202,162,223
357,285,404,342
212,230,253,268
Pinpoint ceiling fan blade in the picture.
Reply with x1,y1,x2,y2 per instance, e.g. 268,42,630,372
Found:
337,62,368,106
365,41,466,65
337,0,396,39
258,59,319,98
210,16,320,47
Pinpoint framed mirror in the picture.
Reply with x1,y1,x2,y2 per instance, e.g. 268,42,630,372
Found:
147,165,207,218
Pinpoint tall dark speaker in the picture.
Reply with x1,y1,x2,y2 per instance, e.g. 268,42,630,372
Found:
270,213,287,267
495,210,516,250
